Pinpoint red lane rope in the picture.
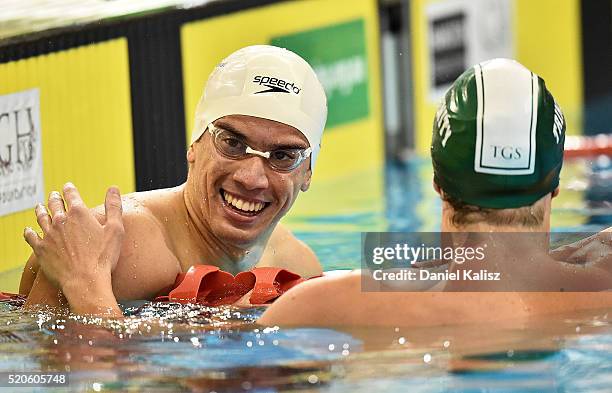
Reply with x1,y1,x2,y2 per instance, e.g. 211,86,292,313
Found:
564,134,612,158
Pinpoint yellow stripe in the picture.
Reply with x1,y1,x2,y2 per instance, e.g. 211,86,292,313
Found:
0,39,135,284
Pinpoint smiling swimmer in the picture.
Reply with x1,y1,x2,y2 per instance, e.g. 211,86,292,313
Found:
20,45,329,315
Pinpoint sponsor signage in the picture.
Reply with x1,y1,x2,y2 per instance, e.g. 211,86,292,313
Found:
427,0,513,100
430,12,467,89
0,89,44,216
271,19,370,128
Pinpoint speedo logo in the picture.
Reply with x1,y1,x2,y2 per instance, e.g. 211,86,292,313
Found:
253,75,301,95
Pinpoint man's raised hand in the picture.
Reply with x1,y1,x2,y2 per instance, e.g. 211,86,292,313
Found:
23,183,125,314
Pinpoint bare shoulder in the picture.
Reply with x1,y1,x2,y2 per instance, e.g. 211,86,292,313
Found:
259,223,322,277
92,191,166,245
92,188,178,242
93,190,181,300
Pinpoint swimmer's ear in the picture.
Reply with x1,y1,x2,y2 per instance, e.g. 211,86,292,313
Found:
433,180,441,195
551,187,560,199
187,145,195,163
300,169,312,192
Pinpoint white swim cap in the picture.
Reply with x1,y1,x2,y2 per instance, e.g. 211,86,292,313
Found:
191,45,328,170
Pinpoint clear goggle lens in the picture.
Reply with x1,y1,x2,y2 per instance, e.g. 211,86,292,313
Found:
208,125,311,172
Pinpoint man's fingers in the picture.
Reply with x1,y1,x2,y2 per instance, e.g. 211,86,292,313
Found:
62,182,86,211
23,227,42,251
47,190,66,220
35,204,51,233
104,186,123,227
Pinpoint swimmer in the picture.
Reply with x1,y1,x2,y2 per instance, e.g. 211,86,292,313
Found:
19,45,327,316
259,59,612,327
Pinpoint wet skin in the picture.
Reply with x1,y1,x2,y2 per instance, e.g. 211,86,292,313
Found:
20,115,321,311
259,194,612,327
184,115,312,249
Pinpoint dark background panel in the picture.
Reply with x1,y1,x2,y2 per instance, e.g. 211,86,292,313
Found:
580,0,612,135
127,13,188,190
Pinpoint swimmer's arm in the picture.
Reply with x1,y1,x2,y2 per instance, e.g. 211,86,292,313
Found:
21,255,118,316
20,254,68,308
61,279,123,317
550,227,612,269
258,272,529,327
258,272,354,326
258,224,322,277
258,271,404,326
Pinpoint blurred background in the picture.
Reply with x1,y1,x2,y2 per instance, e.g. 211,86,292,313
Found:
0,0,610,289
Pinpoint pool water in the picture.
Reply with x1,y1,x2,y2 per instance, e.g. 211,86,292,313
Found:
0,158,610,392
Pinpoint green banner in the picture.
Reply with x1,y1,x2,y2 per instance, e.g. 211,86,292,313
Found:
271,19,369,128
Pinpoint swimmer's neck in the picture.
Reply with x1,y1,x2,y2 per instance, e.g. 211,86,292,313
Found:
441,201,552,234
441,219,552,255
177,184,270,273
442,222,551,233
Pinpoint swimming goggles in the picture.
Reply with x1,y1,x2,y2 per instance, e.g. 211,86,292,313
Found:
207,123,311,172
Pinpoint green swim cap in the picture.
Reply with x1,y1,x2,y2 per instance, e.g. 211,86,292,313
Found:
431,58,566,209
